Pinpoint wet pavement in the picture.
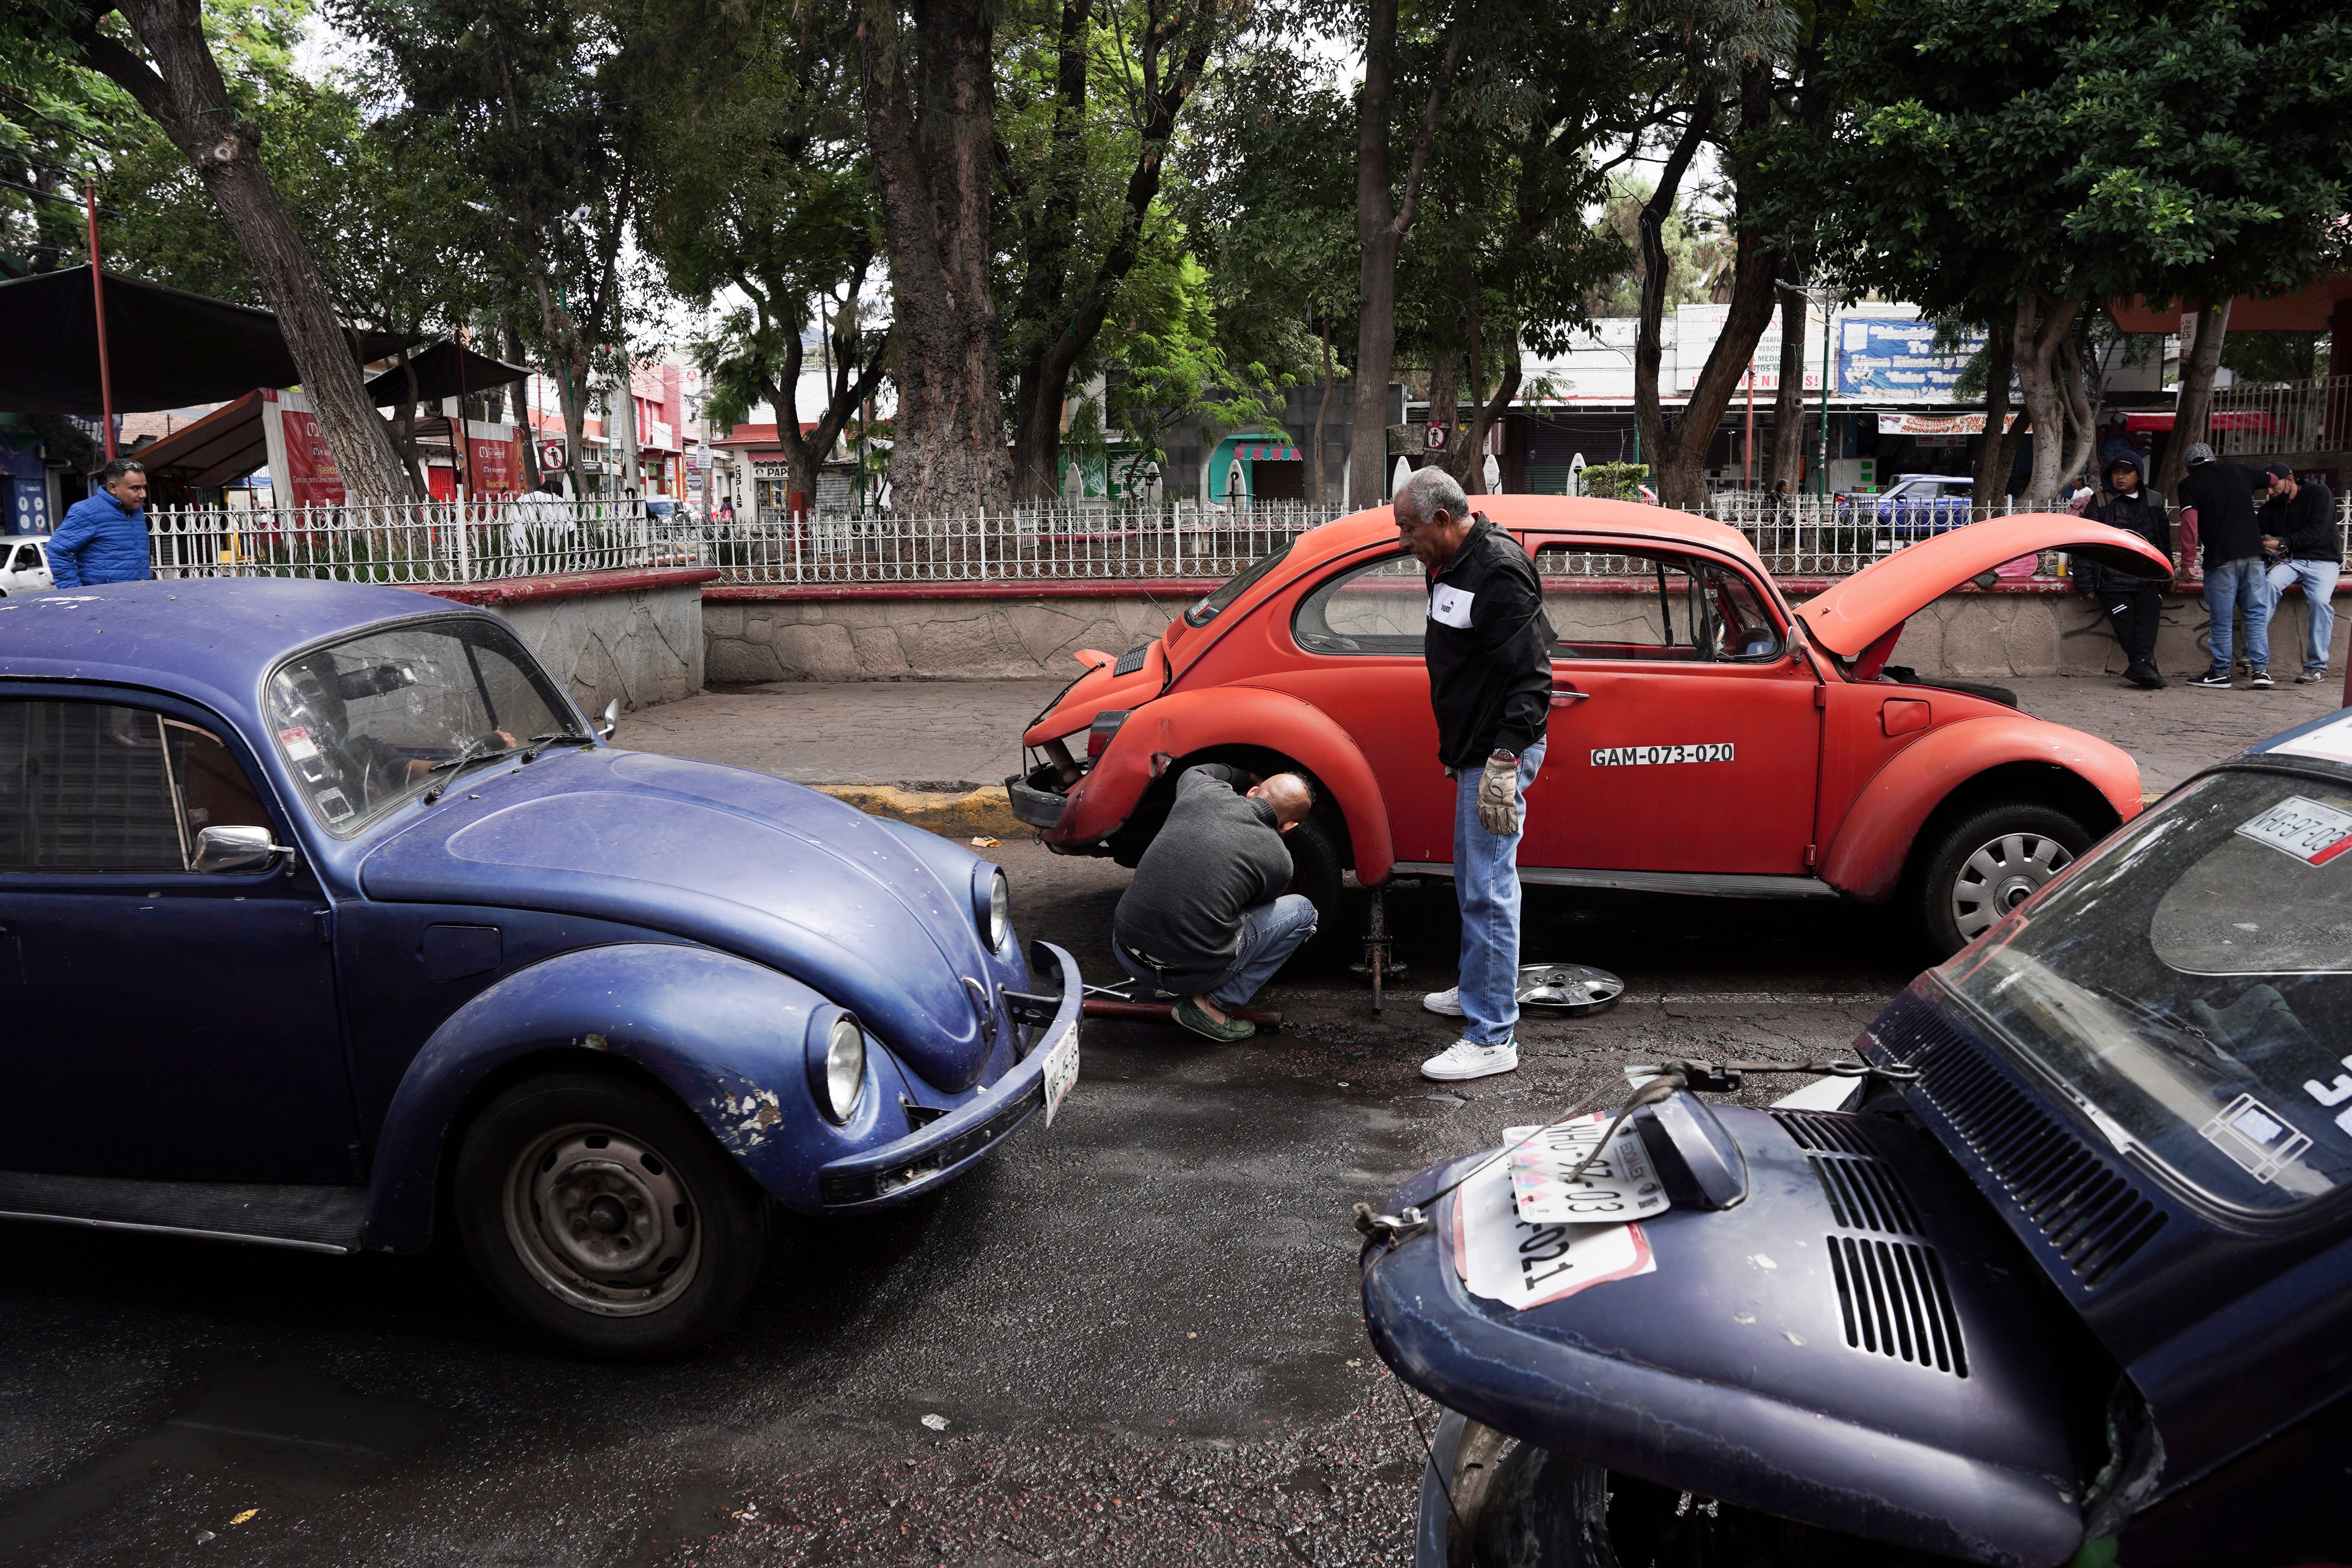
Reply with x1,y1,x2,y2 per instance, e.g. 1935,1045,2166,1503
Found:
5,670,2327,1566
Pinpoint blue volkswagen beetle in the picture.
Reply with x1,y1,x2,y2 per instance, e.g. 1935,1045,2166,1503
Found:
0,579,1080,1357
1362,705,2352,1567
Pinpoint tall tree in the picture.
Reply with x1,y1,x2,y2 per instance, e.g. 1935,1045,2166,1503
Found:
997,0,1230,501
858,0,1008,515
1810,0,2352,502
15,0,413,499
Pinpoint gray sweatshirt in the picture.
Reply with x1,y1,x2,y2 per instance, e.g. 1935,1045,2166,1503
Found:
1113,764,1292,978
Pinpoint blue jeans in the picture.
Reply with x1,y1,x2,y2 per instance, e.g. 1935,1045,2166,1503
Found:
1117,893,1319,1009
2205,557,2271,673
1452,742,1546,1046
2267,559,2340,671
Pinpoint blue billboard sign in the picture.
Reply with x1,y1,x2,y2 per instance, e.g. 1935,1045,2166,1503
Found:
1835,315,1982,399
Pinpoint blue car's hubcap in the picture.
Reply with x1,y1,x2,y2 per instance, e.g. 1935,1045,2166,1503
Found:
505,1124,703,1316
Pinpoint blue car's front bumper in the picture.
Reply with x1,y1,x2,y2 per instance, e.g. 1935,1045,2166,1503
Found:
814,940,1080,1207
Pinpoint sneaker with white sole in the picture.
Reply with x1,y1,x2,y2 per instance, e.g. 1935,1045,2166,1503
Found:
2187,671,2235,688
2297,669,2329,683
1422,987,1465,1017
1421,1037,1519,1081
2250,668,2275,689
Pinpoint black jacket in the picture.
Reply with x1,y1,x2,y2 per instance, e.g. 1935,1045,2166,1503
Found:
1113,764,1291,978
2260,480,2341,564
2176,461,2266,569
1424,516,1551,769
2080,484,2172,593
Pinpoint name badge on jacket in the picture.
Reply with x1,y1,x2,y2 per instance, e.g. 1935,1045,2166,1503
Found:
1429,584,1475,629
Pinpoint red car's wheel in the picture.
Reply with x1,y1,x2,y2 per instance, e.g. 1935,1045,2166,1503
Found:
1915,802,2091,957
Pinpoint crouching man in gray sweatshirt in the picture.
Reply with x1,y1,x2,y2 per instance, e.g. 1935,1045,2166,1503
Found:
1112,763,1318,1041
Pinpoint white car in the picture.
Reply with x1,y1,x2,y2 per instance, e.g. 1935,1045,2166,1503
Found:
0,536,52,595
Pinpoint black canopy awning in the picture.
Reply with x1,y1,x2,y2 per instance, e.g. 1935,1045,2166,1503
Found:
365,340,533,408
0,266,413,415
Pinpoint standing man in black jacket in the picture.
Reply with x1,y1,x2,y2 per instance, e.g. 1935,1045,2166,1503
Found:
2083,455,2173,689
2260,463,2341,683
2176,442,2274,688
1392,467,1553,1082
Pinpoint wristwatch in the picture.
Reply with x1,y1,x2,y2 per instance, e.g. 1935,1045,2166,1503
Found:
1490,748,1519,761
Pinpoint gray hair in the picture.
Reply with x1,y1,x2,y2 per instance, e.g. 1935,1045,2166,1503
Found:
100,457,146,486
1393,464,1467,525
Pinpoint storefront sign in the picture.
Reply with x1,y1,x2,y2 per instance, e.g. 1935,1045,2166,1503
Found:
280,409,345,507
1837,316,1985,399
1877,412,2022,436
467,434,522,494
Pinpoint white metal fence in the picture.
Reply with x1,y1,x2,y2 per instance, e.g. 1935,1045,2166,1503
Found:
2207,375,2351,458
148,498,705,585
141,489,2352,591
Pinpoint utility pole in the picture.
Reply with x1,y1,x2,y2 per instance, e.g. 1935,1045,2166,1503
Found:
84,180,116,461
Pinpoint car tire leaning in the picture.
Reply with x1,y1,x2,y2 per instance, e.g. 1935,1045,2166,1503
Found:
1916,802,2091,958
454,1070,771,1359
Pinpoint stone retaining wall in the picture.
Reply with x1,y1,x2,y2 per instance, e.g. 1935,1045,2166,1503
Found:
423,567,717,714
705,579,2350,683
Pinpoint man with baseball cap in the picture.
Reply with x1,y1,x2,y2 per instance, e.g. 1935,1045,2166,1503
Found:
2259,463,2340,683
2176,442,2273,688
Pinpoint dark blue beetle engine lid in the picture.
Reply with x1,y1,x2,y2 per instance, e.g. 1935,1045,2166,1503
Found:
1363,1104,2088,1568
360,747,1004,1091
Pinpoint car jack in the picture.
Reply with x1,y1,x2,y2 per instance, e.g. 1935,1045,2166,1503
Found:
1351,887,1406,1014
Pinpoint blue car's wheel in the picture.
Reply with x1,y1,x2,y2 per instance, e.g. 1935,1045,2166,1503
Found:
456,1071,770,1359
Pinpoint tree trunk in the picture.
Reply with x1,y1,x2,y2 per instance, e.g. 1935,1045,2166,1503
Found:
80,0,410,503
2013,292,2083,503
1649,68,1773,513
1970,316,2017,515
2056,322,2097,492
614,359,643,498
506,321,543,489
1461,334,1521,496
1767,278,1808,493
859,0,1010,516
2157,297,2233,503
1425,349,1462,475
1631,100,1714,489
1310,317,1336,505
1346,0,1464,507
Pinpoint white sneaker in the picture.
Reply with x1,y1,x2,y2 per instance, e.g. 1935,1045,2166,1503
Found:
1421,1038,1519,1082
1422,987,1465,1017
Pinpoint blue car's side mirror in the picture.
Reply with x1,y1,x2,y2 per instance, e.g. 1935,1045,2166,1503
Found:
192,823,294,873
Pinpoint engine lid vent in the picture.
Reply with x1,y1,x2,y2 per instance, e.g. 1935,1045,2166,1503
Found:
1113,644,1151,676
1876,992,2167,1290
1773,1108,1874,1156
1808,1154,1924,1236
1829,1235,1970,1376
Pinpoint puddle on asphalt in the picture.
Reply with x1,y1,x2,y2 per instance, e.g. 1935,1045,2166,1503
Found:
0,1363,444,1561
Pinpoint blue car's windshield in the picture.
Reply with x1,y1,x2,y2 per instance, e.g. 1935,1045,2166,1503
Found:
266,619,581,834
1939,768,2352,1214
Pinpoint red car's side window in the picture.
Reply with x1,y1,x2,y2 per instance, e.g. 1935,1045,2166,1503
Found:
1531,542,1783,663
1292,552,1425,655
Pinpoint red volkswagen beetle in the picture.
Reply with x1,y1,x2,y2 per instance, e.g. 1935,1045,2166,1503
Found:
1008,497,2172,955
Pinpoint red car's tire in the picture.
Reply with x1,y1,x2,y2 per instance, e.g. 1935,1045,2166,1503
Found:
1286,813,1345,950
455,1071,770,1359
1915,802,2091,958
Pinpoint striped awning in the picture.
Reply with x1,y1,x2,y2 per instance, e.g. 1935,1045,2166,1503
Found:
1234,443,1301,462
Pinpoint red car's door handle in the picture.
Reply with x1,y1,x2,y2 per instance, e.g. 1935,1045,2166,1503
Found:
1550,687,1590,704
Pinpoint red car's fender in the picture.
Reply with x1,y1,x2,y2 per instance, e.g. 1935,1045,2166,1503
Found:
1820,716,2142,901
1047,684,1399,882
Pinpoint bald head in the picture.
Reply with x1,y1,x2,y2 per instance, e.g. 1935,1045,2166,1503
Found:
1248,771,1315,831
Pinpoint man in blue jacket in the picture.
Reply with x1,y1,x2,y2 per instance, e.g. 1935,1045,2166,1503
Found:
49,458,152,588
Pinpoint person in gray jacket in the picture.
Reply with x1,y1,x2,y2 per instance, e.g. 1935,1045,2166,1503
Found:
1112,763,1317,1041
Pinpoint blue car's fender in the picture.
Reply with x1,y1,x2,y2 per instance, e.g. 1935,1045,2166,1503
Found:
363,942,902,1250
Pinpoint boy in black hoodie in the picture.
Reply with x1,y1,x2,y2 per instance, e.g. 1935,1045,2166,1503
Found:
2083,455,2173,689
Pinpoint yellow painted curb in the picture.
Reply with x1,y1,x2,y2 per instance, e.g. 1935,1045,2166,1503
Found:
813,783,1031,840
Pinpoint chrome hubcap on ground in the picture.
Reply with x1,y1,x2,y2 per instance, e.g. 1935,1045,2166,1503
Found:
504,1124,700,1316
1951,833,2073,940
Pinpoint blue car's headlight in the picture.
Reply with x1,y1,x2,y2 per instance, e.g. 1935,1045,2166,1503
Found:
806,1008,867,1124
971,861,1010,951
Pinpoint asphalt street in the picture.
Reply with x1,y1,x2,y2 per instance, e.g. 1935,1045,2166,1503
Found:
0,671,2329,1566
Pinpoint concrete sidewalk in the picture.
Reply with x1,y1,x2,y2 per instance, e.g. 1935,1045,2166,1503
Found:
614,671,2343,814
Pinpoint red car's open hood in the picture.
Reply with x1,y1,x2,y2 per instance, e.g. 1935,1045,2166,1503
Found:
1797,514,2172,659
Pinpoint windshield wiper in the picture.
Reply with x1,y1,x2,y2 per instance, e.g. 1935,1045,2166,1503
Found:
518,730,584,763
422,734,522,802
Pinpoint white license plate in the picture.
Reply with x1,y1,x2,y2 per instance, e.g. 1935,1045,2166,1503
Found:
1502,1114,1671,1223
2236,795,2352,866
1040,1026,1080,1125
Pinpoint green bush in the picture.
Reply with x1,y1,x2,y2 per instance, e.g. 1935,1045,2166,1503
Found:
1579,462,1649,501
